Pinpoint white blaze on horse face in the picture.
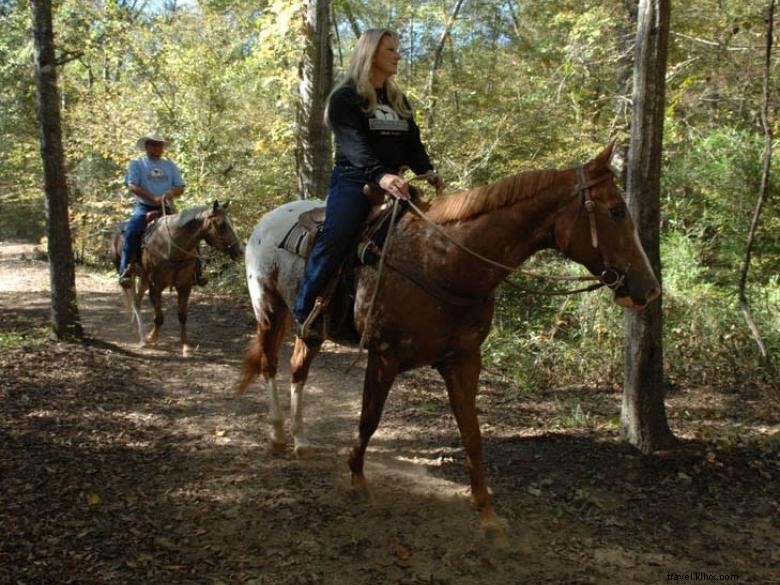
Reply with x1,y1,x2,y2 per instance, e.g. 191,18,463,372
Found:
610,223,659,309
630,225,656,284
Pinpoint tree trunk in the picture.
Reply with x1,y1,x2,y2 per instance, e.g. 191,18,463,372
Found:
296,0,333,200
30,0,83,341
621,0,674,452
614,0,639,183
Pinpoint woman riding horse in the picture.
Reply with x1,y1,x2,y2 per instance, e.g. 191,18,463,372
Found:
292,28,444,346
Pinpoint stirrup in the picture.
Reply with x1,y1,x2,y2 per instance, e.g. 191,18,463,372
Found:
118,269,132,288
296,299,325,346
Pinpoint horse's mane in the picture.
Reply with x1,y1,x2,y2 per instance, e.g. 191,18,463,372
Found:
425,169,560,224
168,205,209,227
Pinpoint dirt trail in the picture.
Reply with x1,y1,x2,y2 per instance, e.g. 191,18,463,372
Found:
1,241,778,585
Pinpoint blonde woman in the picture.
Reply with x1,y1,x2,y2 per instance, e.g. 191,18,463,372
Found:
293,28,442,345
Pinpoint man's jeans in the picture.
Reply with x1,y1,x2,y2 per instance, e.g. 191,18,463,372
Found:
118,203,160,275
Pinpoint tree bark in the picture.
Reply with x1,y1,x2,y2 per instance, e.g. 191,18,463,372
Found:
614,0,639,183
737,0,774,366
296,0,333,200
621,0,674,452
30,0,83,341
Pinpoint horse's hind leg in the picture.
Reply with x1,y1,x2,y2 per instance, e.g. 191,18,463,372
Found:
146,286,163,345
176,286,193,357
289,337,321,456
348,351,398,490
240,282,290,453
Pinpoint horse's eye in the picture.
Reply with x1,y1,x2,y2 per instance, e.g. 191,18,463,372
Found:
609,206,626,221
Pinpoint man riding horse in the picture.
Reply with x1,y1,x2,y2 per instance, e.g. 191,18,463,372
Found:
117,132,206,288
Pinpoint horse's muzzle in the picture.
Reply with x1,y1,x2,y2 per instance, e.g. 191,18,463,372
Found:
613,276,660,310
228,242,244,260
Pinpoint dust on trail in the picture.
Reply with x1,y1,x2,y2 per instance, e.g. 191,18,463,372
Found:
1,241,778,585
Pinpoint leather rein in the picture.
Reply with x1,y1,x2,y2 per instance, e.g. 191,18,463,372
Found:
388,168,626,304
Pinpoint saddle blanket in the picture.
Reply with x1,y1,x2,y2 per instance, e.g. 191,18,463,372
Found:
279,222,313,257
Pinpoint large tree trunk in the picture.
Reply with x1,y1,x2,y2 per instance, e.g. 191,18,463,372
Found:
296,0,333,201
621,0,674,452
30,0,83,341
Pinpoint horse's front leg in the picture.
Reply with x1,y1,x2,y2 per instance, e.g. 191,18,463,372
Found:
289,337,321,456
348,350,398,491
146,286,163,345
437,351,504,534
124,274,146,346
176,285,193,357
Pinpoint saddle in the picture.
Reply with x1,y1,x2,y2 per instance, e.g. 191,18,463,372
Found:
279,185,417,345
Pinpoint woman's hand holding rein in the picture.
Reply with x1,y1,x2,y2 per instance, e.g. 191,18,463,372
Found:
378,173,411,200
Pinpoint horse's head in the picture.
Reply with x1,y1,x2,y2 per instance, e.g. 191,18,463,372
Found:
202,200,244,260
553,144,660,310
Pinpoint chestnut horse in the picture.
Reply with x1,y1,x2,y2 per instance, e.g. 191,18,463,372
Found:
113,201,243,356
239,145,659,531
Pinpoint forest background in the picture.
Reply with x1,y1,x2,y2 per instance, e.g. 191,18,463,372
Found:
1,0,777,391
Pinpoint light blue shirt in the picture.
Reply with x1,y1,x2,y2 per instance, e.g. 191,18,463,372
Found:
125,156,185,206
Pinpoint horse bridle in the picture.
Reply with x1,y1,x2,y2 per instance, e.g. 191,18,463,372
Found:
210,214,242,258
568,166,627,292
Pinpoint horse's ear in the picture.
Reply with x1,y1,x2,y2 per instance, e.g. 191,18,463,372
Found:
212,200,219,213
597,141,615,165
223,200,230,210
589,141,617,173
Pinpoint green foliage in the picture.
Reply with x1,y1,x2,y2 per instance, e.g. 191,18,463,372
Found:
664,126,779,285
0,326,48,350
661,229,779,385
3,0,778,389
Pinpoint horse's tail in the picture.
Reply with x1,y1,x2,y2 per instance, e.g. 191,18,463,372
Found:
238,333,263,395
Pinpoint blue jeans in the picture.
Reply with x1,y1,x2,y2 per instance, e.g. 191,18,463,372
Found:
118,202,161,275
293,166,371,323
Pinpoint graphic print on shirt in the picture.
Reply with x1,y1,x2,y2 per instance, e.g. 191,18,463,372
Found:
148,167,170,183
369,104,409,134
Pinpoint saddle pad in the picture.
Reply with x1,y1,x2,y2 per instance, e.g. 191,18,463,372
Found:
279,222,314,257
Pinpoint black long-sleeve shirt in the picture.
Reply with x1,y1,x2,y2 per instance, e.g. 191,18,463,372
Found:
328,82,433,183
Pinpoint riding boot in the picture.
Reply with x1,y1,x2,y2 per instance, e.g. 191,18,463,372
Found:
118,266,132,288
294,297,326,347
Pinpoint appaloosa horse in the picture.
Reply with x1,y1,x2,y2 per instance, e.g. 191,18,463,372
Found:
113,201,243,356
239,145,659,531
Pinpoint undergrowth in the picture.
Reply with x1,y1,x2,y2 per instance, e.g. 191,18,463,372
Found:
484,233,779,392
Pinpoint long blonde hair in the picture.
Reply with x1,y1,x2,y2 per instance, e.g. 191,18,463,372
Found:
329,28,412,119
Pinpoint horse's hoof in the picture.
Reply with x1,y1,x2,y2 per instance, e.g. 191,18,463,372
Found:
481,512,510,550
349,473,370,498
293,441,312,458
182,345,192,358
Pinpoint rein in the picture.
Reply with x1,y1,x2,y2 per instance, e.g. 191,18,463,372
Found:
158,205,201,261
148,207,239,263
349,168,615,369
406,170,623,296
350,197,402,370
